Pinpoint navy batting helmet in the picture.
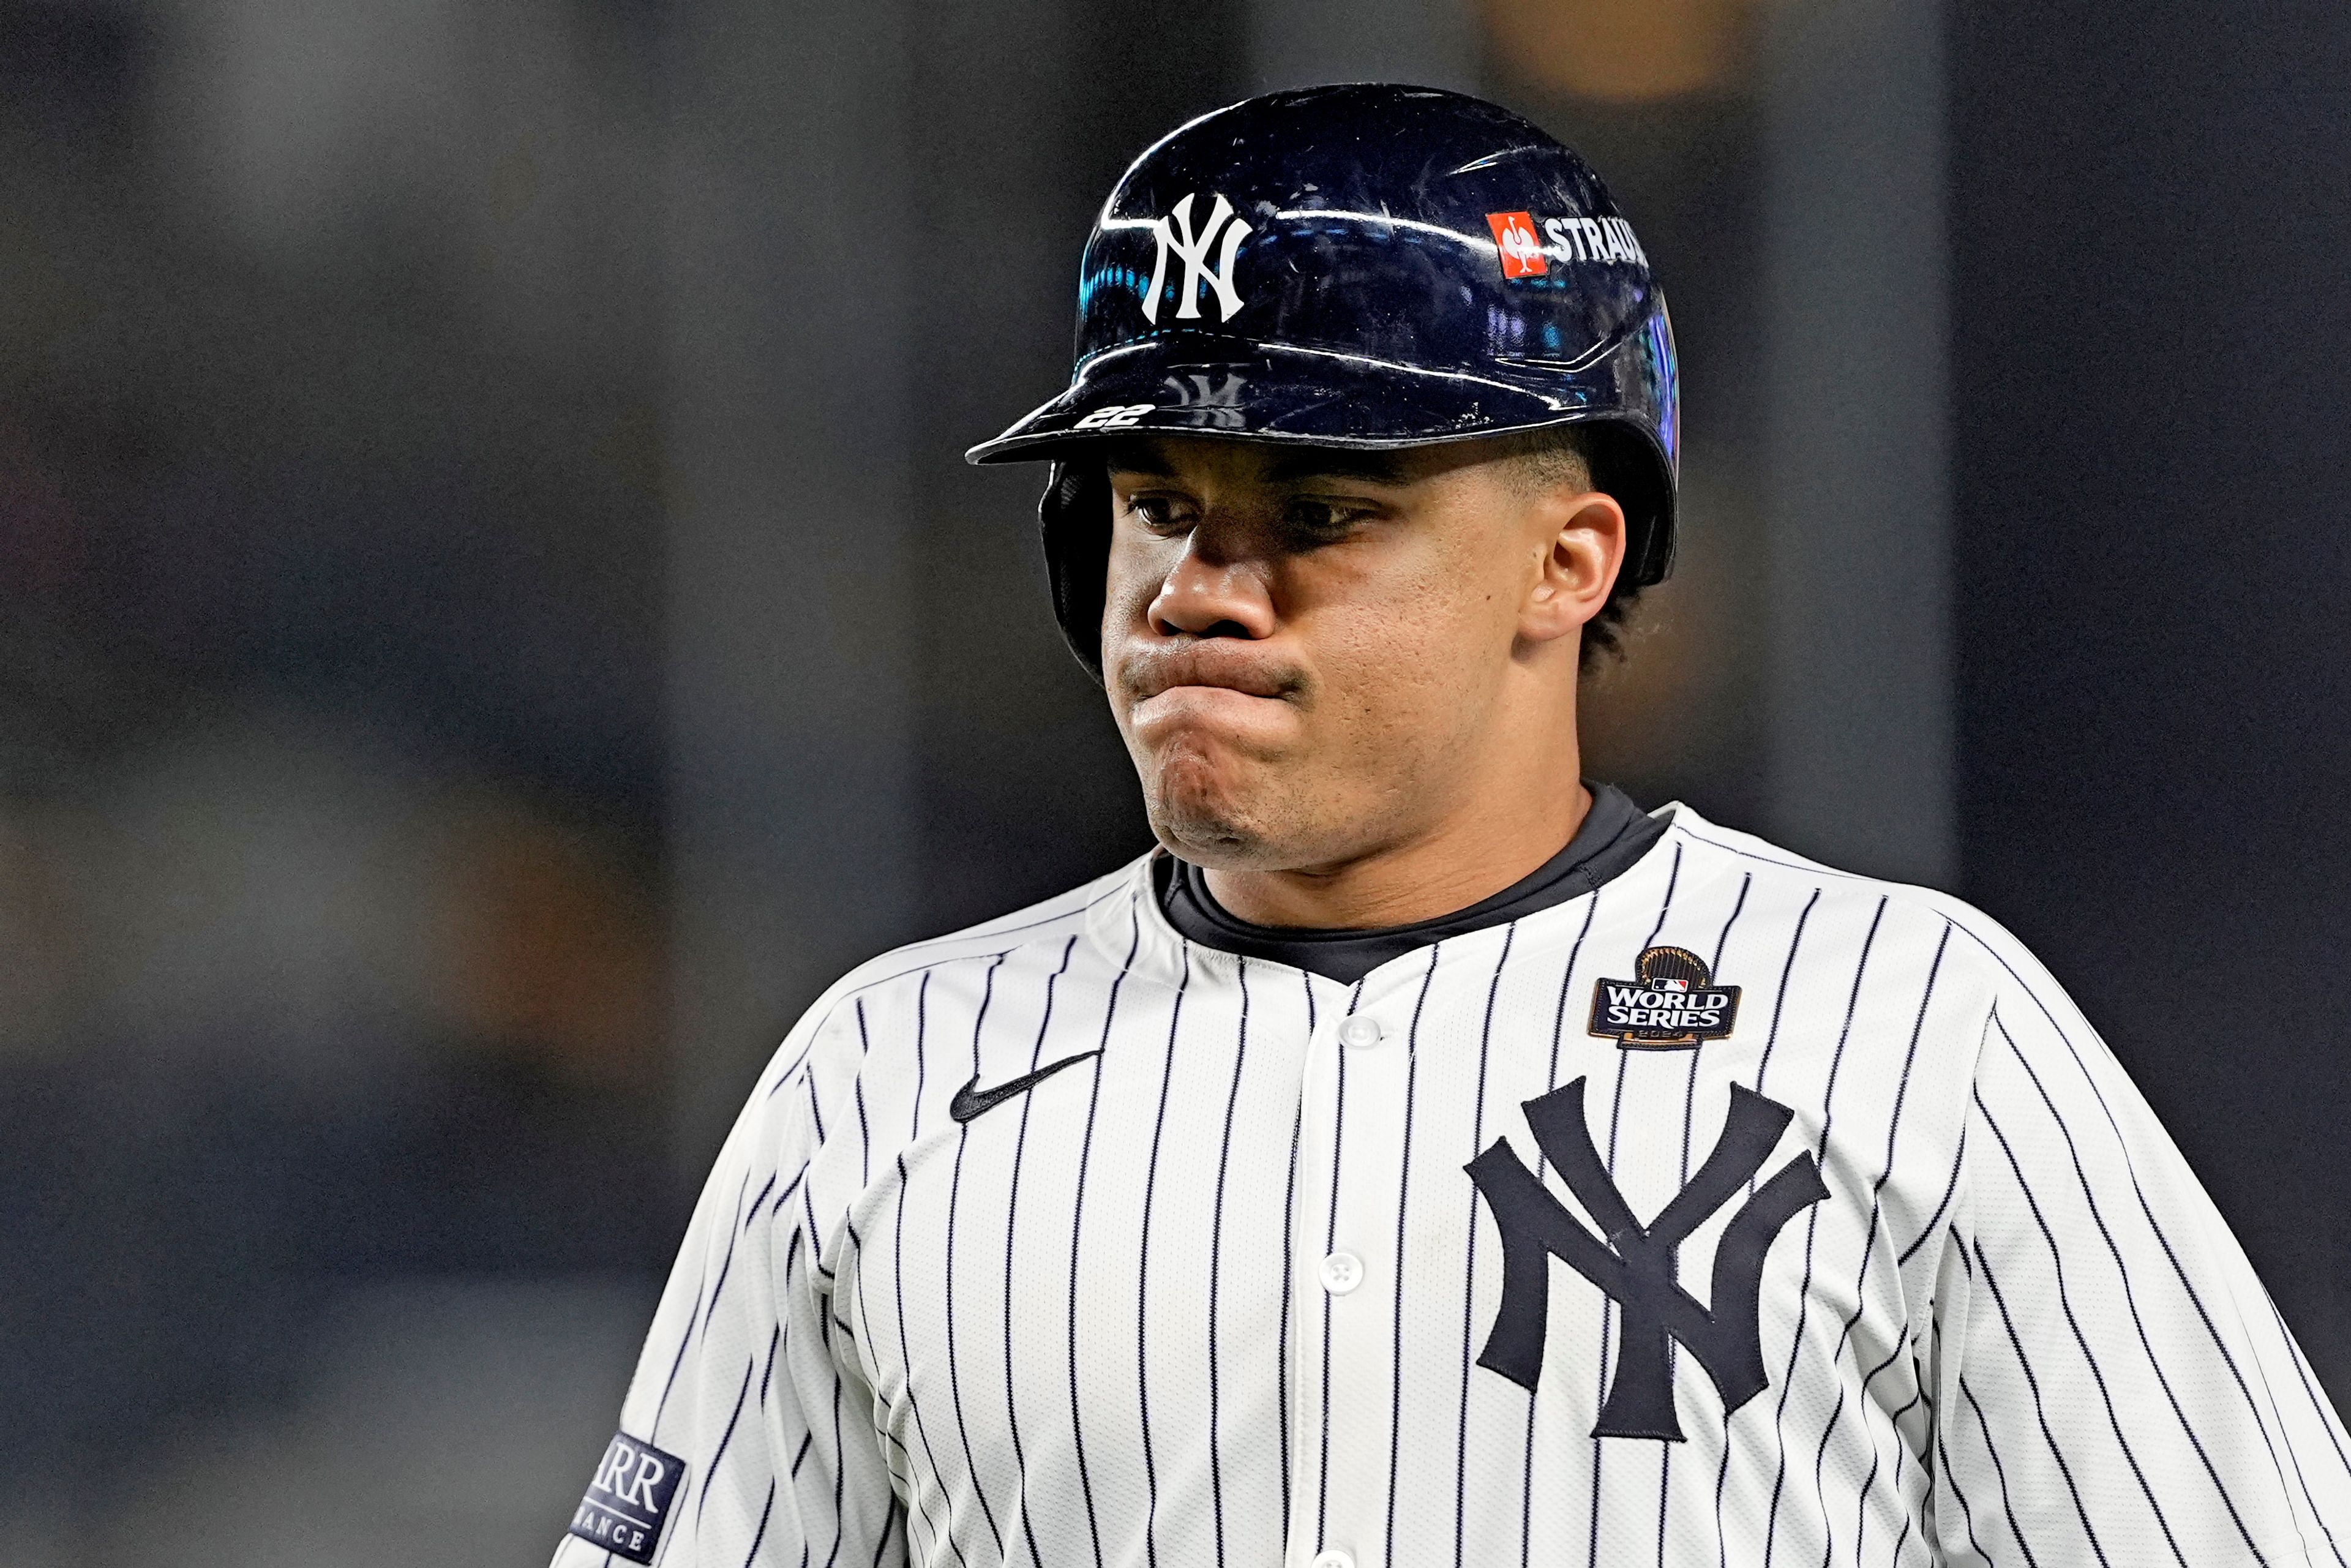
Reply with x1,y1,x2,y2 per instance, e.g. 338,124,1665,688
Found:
966,83,1679,679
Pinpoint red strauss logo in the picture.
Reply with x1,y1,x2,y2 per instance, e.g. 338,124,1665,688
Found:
1485,211,1548,279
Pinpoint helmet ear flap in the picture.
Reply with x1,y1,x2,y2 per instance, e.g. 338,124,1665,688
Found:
1577,421,1678,590
1039,459,1112,683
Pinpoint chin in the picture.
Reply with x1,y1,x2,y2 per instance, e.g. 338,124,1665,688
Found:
1139,744,1280,867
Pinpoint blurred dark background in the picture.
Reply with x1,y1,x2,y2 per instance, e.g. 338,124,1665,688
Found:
0,0,2341,1559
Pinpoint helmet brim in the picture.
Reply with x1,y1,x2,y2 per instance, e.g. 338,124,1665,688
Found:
966,333,1628,465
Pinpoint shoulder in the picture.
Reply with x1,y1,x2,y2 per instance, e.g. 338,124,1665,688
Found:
1657,804,2083,1040
750,857,1147,1108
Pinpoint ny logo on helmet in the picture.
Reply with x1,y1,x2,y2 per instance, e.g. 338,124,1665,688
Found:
1162,369,1248,427
1144,193,1251,324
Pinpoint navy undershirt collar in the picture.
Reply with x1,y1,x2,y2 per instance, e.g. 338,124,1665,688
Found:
1154,783,1665,985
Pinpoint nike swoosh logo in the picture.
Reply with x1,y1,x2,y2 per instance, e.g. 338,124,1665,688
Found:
948,1049,1102,1125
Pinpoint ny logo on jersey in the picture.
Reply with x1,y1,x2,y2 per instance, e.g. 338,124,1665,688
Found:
1142,192,1251,323
1465,1079,1828,1440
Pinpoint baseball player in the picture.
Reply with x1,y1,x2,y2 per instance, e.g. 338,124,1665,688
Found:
555,84,2350,1568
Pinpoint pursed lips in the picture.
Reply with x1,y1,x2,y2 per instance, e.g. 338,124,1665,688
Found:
1121,648,1302,705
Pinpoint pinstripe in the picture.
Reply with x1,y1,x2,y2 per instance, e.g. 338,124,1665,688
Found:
743,1480,776,1568
913,972,929,1141
1849,1445,1877,1568
766,1036,816,1098
1584,846,1682,1568
1206,958,1255,1568
804,1177,830,1283
825,1369,846,1568
1761,896,1888,1568
1136,945,1194,1568
1384,945,1441,1568
1960,1370,2045,1568
1315,975,1364,1553
1937,1424,2000,1567
697,1359,757,1527
1278,980,1305,1550
704,1168,756,1330
1752,888,1824,1150
1588,1029,1633,1568
1852,1384,1919,1568
855,1078,872,1190
1807,924,1948,1554
1659,871,1752,1568
853,1211,951,1567
890,1155,971,1567
1895,1130,1965,1268
1703,867,1753,997
1002,936,1079,1568
773,1162,808,1220
941,958,1011,1561
651,1281,705,1437
1717,885,1824,1568
1642,842,1684,949
1526,887,1603,1568
1066,906,1142,1568
1457,925,1517,1568
1806,1386,1848,1561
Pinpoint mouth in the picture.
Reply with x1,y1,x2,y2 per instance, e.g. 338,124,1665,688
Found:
1121,648,1302,707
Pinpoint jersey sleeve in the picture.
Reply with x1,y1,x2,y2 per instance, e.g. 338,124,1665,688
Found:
552,1010,902,1568
1924,962,2351,1564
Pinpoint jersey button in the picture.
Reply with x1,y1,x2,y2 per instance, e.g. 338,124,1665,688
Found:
1319,1251,1364,1294
1311,1551,1355,1568
1337,1015,1382,1049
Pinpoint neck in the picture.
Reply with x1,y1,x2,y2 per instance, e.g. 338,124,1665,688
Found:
1203,770,1593,932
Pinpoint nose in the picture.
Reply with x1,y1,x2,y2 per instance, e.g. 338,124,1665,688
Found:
1148,533,1277,641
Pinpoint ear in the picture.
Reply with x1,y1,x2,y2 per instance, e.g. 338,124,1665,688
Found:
1519,488,1627,645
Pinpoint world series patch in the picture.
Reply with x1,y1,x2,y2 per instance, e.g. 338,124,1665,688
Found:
568,1430,686,1565
1589,945,1741,1049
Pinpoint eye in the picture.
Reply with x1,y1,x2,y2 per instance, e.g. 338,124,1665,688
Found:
1283,498,1374,539
1122,493,1193,533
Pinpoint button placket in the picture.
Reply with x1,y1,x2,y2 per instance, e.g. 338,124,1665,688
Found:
1303,998,1416,1568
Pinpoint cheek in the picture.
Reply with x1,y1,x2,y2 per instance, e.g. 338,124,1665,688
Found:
1300,553,1508,722
1101,528,1169,635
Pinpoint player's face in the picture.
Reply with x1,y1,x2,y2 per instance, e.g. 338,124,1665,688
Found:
1100,433,1623,876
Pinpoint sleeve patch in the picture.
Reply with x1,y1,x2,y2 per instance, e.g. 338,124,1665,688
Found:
567,1430,688,1565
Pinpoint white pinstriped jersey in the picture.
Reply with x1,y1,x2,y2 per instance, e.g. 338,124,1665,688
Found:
553,805,2351,1568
